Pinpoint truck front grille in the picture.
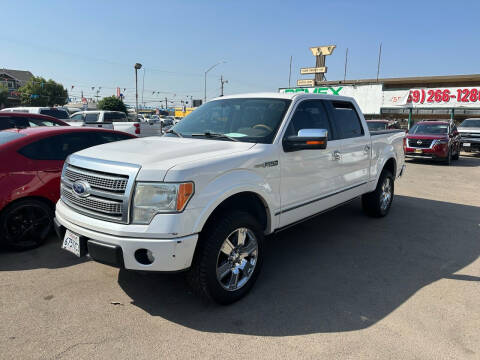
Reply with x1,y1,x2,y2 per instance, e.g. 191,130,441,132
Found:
61,184,123,217
60,159,139,223
64,165,128,192
408,139,433,148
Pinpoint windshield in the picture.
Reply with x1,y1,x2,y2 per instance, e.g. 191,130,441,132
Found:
367,122,388,131
459,119,480,128
410,123,448,135
0,132,25,146
170,98,291,143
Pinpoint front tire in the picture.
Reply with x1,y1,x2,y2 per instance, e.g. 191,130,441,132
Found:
0,199,53,251
362,170,394,218
186,211,264,304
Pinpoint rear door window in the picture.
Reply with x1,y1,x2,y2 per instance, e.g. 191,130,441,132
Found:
84,113,100,123
39,109,69,119
104,112,127,122
70,113,84,122
326,101,364,139
18,133,96,160
0,116,29,130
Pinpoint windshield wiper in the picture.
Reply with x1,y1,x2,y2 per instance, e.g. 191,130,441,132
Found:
165,129,183,137
191,132,238,142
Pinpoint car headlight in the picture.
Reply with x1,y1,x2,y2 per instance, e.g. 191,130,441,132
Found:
132,182,194,224
432,139,449,146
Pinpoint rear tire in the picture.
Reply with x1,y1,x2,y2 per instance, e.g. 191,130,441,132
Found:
186,211,264,304
0,199,53,251
452,147,460,160
362,170,394,218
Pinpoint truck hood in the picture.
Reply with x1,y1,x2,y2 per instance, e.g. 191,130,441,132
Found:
73,136,256,181
406,134,447,140
458,127,480,133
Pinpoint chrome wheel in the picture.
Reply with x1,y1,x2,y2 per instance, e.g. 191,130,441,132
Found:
380,177,392,211
216,227,258,291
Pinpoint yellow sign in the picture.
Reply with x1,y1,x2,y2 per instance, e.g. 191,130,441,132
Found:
300,67,327,75
297,79,315,87
174,107,195,118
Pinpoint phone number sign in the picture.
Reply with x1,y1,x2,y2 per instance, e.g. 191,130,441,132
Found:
385,86,480,108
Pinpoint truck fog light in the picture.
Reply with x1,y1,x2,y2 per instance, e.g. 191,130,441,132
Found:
134,249,155,265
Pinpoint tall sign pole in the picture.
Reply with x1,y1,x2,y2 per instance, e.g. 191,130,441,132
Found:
298,45,336,87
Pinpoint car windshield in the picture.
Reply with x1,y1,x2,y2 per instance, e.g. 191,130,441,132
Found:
169,98,291,143
409,123,448,135
0,132,25,146
459,119,480,128
367,122,388,131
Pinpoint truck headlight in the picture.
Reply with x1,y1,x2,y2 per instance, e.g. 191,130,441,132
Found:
132,182,194,224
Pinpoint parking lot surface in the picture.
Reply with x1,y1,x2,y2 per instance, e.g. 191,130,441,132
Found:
1,154,479,360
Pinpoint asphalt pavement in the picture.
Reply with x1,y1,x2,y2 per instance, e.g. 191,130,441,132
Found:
1,154,479,360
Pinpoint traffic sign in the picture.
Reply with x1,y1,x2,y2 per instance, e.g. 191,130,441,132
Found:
300,67,327,75
297,79,315,87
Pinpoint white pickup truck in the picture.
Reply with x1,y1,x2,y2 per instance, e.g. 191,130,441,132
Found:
55,93,405,304
68,110,163,137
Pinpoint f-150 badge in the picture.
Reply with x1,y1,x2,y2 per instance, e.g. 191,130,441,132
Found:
255,160,279,168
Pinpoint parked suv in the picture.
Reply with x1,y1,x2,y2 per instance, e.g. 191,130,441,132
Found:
458,118,480,152
0,127,135,250
404,121,460,164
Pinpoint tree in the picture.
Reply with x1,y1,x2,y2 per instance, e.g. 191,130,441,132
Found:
18,76,68,106
97,96,127,114
0,83,8,108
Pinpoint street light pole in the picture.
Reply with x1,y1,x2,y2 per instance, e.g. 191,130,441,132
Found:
134,63,142,116
204,60,226,103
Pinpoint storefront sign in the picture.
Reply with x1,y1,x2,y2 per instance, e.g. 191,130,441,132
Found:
280,84,383,114
384,86,480,108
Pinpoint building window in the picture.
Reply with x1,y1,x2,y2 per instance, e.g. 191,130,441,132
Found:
7,81,15,89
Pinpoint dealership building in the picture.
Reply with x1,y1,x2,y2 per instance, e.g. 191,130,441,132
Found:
280,74,480,128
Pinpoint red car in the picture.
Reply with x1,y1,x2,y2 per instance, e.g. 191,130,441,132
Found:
404,121,461,164
0,112,69,130
0,127,135,250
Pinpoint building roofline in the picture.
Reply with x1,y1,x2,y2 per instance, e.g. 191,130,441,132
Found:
317,74,480,88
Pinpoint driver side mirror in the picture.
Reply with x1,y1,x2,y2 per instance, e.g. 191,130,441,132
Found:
283,129,328,152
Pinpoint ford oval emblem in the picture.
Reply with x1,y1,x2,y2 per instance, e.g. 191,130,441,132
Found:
72,180,91,198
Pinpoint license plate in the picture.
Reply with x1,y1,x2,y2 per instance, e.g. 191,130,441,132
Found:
414,149,423,154
463,143,471,147
62,230,81,257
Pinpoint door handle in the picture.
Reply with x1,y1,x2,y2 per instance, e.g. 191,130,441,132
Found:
364,145,371,153
333,150,341,161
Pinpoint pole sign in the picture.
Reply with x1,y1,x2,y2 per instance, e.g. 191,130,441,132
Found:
296,79,315,87
300,67,327,75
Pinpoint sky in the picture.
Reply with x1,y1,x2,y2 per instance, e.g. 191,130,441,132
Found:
2,0,480,107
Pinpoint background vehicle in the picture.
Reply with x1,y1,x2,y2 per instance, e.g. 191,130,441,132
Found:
404,121,460,164
54,93,405,304
68,110,162,137
1,107,70,120
458,118,480,152
0,127,135,251
0,112,68,130
366,120,399,132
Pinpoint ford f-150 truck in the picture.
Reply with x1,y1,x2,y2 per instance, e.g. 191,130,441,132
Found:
458,118,480,152
54,93,405,304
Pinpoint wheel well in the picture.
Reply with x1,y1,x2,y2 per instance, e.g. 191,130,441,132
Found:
383,158,396,177
0,196,55,215
202,192,269,234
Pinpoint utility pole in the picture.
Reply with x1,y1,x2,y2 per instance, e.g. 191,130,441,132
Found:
344,48,349,82
134,63,142,116
220,75,228,96
376,43,382,82
288,55,292,88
